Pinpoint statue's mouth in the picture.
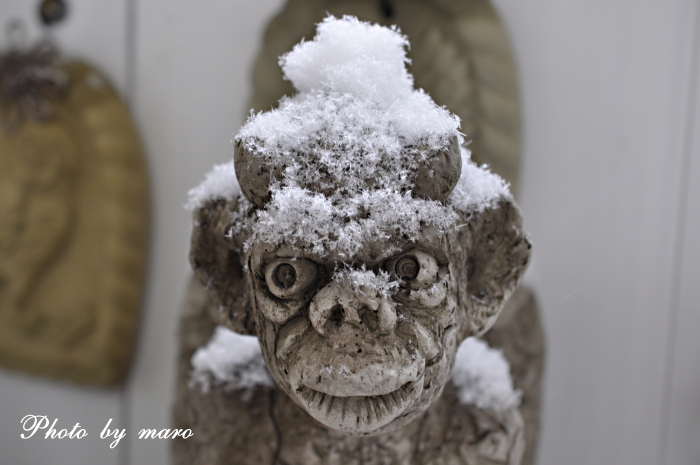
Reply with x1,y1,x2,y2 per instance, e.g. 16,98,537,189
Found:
295,380,421,434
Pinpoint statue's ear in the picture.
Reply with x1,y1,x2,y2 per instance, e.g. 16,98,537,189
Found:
189,198,256,335
454,198,531,338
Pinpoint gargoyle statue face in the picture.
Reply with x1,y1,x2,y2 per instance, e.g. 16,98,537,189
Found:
250,229,460,435
189,154,530,436
188,15,530,438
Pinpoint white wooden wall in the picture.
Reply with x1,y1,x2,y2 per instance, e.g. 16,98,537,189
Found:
0,1,698,464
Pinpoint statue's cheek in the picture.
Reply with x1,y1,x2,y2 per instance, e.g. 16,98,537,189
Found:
405,280,448,308
255,293,309,325
420,323,459,396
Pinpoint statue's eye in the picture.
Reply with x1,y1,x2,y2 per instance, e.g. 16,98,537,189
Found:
275,264,297,288
396,257,419,280
386,250,438,290
265,258,318,299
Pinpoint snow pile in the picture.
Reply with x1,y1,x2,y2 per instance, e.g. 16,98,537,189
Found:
235,16,462,258
238,15,461,197
448,148,512,213
185,161,241,211
451,337,520,412
186,16,513,258
190,325,275,400
280,15,413,104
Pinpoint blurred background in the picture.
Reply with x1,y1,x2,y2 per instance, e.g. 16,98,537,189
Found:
0,0,698,464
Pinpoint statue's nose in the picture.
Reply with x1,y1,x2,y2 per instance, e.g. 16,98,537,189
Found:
309,281,397,336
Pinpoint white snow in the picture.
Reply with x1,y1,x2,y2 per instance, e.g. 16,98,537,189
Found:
332,266,399,297
280,15,413,105
247,187,458,258
239,90,460,193
448,148,512,213
185,16,513,260
234,16,463,258
190,325,275,400
185,161,241,211
451,337,521,412
239,15,461,190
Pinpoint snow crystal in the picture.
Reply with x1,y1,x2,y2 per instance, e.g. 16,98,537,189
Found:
448,147,512,214
186,16,513,259
239,90,460,194
185,161,241,211
231,16,509,257
190,325,275,401
451,337,520,412
240,16,460,177
247,187,458,258
332,266,399,297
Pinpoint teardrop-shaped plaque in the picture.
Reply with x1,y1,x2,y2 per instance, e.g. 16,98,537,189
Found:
0,61,149,385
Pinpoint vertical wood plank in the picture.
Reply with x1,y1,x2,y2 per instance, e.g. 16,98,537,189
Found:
0,1,130,464
127,1,285,464
663,4,700,459
491,0,698,464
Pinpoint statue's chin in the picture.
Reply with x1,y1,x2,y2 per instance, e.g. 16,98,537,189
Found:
294,378,424,435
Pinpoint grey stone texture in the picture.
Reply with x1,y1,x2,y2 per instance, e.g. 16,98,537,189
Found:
234,135,463,209
175,182,543,463
174,2,545,457
173,277,543,465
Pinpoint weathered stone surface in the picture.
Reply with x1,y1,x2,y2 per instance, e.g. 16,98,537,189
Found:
176,184,540,463
177,9,541,461
0,61,149,385
484,286,544,465
189,192,530,429
234,135,462,208
173,279,277,465
174,277,542,465
412,135,463,202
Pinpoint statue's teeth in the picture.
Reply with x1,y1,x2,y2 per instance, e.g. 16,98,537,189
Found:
297,381,417,431
324,394,335,415
375,394,391,416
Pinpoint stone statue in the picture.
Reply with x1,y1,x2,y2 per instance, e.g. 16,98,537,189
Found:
174,16,542,465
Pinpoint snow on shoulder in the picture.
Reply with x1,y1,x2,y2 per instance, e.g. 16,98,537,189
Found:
185,161,240,211
190,325,275,401
448,147,512,214
451,337,521,412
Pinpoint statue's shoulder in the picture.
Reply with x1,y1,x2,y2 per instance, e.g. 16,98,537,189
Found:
414,384,524,465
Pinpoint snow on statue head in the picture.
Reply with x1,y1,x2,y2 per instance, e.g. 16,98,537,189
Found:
187,16,530,436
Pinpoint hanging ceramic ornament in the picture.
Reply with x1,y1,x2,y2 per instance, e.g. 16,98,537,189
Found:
0,1,149,386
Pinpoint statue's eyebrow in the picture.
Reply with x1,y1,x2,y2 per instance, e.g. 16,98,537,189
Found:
272,243,312,259
268,236,439,265
274,251,301,259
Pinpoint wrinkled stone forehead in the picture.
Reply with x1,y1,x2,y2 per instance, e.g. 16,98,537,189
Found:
234,130,463,209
